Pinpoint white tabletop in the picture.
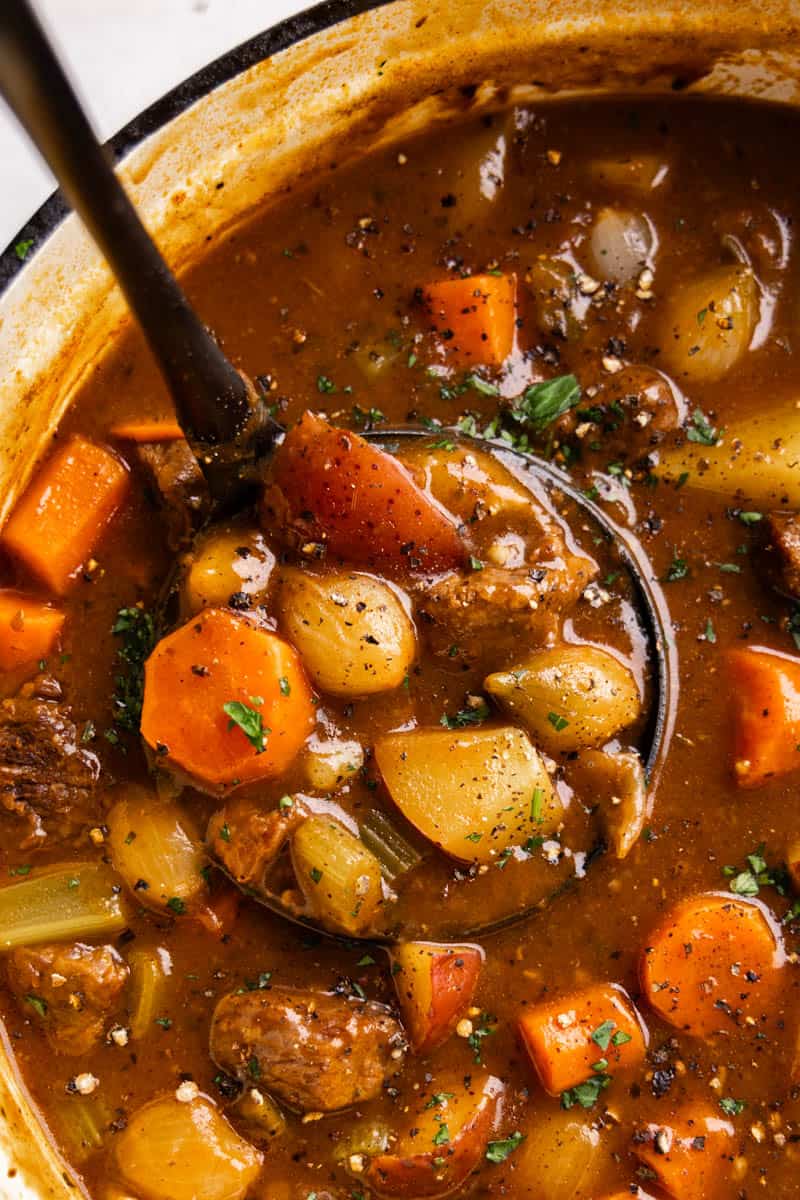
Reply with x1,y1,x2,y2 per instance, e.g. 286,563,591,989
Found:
0,0,306,249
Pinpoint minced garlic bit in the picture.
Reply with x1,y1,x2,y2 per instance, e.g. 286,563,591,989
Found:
88,827,105,846
109,1026,130,1048
546,148,562,165
456,1018,473,1038
577,273,601,295
602,354,624,374
175,1080,200,1103
396,152,408,165
73,1073,99,1096
349,1154,366,1174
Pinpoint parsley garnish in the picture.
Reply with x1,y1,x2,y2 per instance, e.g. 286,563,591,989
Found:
561,1073,611,1110
467,1013,496,1063
547,711,569,732
465,373,500,397
111,606,155,733
316,375,336,394
440,703,490,729
719,1096,746,1117
25,994,47,1018
14,238,34,261
664,556,689,582
686,407,718,446
223,700,268,752
590,1019,616,1051
509,374,581,431
279,676,291,697
485,1132,525,1163
167,897,187,915
425,1092,455,1109
309,867,323,884
432,1124,450,1146
738,511,763,526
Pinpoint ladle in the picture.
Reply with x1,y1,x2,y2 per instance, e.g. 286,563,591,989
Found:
0,0,677,944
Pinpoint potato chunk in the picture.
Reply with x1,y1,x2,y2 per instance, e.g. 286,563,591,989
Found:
112,1094,262,1200
484,645,640,754
182,521,275,615
661,265,758,382
374,725,561,863
277,569,415,697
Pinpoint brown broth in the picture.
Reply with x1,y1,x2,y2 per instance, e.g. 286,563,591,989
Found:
3,95,800,1198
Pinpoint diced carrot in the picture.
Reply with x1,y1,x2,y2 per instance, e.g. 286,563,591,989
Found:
727,647,800,787
109,420,185,443
391,941,483,1053
424,273,516,366
517,982,646,1097
2,435,129,594
640,892,785,1038
140,607,315,794
0,590,64,671
632,1106,735,1200
264,411,464,571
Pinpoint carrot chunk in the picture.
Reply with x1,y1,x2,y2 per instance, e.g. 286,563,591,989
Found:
0,590,64,671
2,435,129,594
727,646,800,787
517,982,646,1096
109,420,184,443
424,273,516,366
640,892,785,1038
632,1106,735,1200
391,941,483,1054
141,607,314,794
265,411,464,570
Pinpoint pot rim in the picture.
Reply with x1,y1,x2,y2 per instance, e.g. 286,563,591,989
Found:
0,0,392,294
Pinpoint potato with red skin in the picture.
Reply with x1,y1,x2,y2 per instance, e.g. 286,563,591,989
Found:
364,1074,504,1198
390,941,483,1054
262,412,464,571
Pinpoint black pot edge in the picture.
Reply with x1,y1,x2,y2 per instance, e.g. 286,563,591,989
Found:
0,0,392,293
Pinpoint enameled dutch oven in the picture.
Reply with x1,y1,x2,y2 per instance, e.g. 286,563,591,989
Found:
1,0,800,1193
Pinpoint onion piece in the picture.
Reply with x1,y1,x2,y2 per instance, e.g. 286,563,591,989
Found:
0,862,127,950
112,1094,262,1200
291,815,384,935
127,947,171,1041
589,206,657,284
107,787,207,915
661,265,758,382
50,1093,112,1163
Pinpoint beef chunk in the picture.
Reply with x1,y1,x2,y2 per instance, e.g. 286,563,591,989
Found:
763,511,800,600
207,799,307,891
0,676,100,848
136,439,210,550
210,986,406,1113
6,942,129,1055
419,552,596,652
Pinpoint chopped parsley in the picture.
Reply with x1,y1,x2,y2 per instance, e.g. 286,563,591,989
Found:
664,556,689,583
440,703,490,729
561,1073,611,1110
309,867,323,884
111,606,155,733
686,407,719,446
432,1124,450,1146
219,823,231,843
316,374,336,394
547,711,569,733
279,676,291,697
467,1013,496,1063
223,701,268,753
25,994,47,1018
738,511,763,526
719,1096,746,1117
166,897,187,915
485,1132,525,1163
425,1091,455,1109
469,555,485,571
14,238,34,261
509,374,581,431
590,1019,616,1051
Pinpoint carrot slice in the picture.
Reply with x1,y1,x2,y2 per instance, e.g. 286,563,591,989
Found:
109,421,185,443
264,411,464,570
728,646,800,787
517,982,646,1097
0,590,64,671
424,273,516,366
391,941,483,1054
632,1106,735,1200
640,892,785,1038
2,435,129,594
141,607,314,794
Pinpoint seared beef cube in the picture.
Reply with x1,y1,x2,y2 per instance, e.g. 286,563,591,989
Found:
136,439,210,550
0,676,100,848
7,942,129,1055
210,985,406,1113
764,511,800,600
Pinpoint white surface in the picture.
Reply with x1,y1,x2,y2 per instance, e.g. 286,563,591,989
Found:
0,0,307,249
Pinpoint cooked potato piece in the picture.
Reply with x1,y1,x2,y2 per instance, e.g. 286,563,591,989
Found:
401,441,533,529
566,748,647,858
512,1106,601,1200
589,207,656,283
182,521,275,615
484,645,640,754
277,569,415,697
374,725,562,863
657,404,800,506
291,814,383,935
302,736,364,792
660,265,758,382
107,786,207,915
112,1094,262,1200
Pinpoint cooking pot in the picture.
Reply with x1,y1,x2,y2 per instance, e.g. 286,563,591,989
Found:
1,0,799,1193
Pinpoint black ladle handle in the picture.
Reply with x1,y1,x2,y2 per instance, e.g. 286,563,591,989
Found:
0,0,256,453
